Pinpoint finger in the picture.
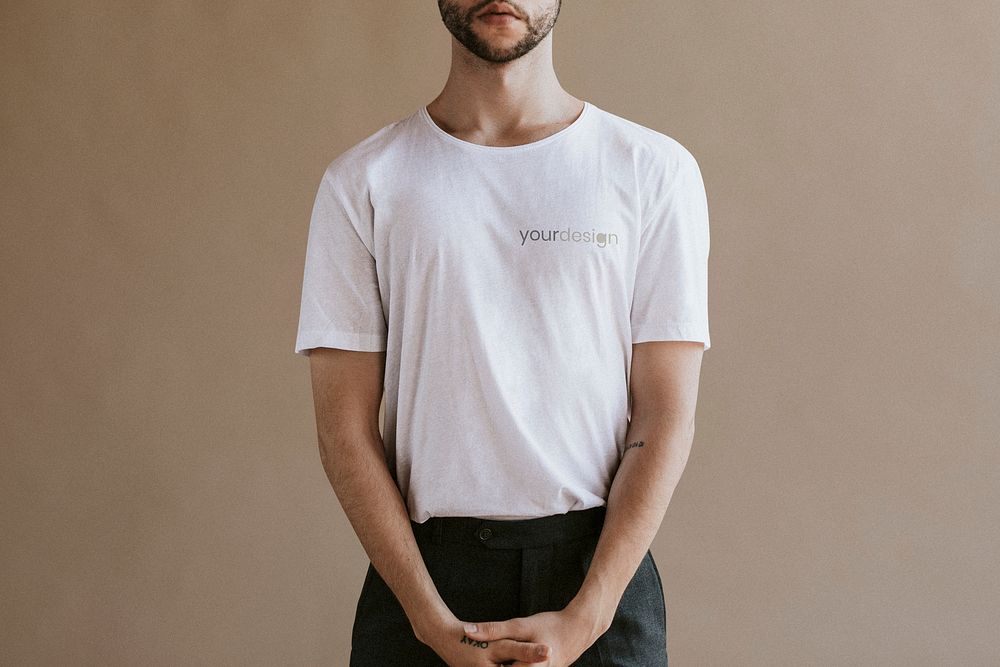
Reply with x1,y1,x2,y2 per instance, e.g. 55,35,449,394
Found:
487,638,550,664
465,618,527,641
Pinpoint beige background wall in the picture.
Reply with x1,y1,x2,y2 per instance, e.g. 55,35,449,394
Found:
2,1,997,664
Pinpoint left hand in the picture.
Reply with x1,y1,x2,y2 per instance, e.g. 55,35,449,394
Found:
461,606,608,667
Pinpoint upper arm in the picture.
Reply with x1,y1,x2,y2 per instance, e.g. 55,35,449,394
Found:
308,347,386,442
629,340,704,434
294,164,387,357
630,143,711,350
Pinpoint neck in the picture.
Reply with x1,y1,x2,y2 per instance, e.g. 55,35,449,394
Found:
427,31,579,135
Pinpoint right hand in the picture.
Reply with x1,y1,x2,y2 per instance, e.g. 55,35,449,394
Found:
416,614,551,666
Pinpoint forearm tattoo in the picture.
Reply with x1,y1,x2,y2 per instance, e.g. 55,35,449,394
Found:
623,440,645,454
460,635,489,649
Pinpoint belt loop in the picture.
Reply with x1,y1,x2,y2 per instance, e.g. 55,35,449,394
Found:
433,519,443,546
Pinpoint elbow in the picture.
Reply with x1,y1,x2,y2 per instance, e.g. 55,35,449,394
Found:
683,413,697,441
317,435,331,469
315,425,384,477
630,402,697,438
316,431,335,472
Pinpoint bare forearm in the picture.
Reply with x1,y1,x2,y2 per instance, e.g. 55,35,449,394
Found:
319,428,452,641
567,417,693,633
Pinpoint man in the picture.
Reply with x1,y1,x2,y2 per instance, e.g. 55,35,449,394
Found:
294,1,710,664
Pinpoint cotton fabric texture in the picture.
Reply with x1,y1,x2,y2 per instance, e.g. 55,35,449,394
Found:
295,100,711,523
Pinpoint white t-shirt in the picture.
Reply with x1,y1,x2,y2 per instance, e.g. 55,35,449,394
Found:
295,100,710,523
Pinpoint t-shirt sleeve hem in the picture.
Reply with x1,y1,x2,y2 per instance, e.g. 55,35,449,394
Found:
631,321,711,350
295,329,388,355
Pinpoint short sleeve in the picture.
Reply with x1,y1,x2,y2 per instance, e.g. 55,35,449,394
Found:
294,165,387,356
630,145,711,350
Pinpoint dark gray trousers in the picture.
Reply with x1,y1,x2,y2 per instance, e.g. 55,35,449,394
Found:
349,505,668,666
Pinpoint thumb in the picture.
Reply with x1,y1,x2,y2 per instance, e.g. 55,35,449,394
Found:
463,620,513,641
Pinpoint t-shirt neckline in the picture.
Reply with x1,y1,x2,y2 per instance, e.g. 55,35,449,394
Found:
418,101,592,152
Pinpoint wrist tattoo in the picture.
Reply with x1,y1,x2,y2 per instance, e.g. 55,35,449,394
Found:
460,635,489,649
623,440,645,454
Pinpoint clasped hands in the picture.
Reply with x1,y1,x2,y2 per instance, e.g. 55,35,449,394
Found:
417,603,609,667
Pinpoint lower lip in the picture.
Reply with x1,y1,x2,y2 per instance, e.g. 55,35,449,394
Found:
480,13,519,24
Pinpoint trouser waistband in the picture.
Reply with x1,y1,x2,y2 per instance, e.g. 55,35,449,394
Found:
410,505,607,550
